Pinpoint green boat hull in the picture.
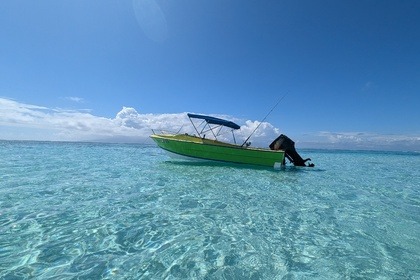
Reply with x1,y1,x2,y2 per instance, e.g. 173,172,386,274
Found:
150,134,285,168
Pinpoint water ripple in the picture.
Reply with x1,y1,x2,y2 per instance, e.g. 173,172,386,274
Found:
0,142,419,279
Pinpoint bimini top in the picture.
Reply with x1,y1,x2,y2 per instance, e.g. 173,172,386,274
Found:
187,113,240,130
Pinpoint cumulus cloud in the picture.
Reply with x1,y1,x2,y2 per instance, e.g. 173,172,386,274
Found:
0,98,280,145
115,107,192,133
0,98,132,142
234,120,280,146
1,98,419,151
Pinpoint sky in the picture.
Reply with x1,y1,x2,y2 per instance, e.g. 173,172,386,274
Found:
1,0,419,151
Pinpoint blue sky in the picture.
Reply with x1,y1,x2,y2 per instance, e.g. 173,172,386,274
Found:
1,0,419,150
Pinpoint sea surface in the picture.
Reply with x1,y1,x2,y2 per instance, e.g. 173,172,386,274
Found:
0,141,419,279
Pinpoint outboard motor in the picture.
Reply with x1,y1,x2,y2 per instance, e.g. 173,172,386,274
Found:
269,134,314,167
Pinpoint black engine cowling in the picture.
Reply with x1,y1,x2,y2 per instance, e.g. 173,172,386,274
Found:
269,134,314,167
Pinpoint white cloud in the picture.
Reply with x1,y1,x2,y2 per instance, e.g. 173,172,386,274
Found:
297,131,420,151
0,98,141,142
0,98,419,151
0,98,280,145
234,120,280,147
64,96,85,103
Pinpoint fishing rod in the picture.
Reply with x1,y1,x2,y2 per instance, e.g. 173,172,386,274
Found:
240,93,287,147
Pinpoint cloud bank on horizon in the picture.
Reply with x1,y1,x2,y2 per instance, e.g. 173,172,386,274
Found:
0,98,419,151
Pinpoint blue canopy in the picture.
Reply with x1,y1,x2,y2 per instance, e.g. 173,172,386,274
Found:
187,113,240,130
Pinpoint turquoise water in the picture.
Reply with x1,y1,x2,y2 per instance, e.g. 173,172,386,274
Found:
0,141,419,279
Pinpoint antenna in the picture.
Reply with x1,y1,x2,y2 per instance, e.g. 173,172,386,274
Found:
241,93,287,147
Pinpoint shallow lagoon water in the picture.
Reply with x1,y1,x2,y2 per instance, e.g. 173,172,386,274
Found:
0,141,419,279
